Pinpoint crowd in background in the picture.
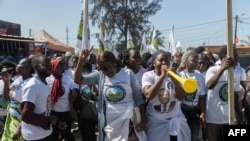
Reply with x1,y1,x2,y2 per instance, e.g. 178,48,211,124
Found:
0,46,249,141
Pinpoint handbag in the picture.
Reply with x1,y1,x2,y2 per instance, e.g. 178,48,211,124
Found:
78,85,98,121
80,99,98,121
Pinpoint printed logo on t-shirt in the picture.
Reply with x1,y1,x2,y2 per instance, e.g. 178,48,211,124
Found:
81,86,94,100
184,90,197,101
105,85,126,102
153,88,175,113
167,82,174,90
219,83,228,102
45,95,52,116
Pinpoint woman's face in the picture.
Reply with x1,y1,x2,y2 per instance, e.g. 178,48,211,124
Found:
128,50,141,72
98,61,117,78
197,58,209,72
153,53,170,71
186,54,198,72
173,53,181,64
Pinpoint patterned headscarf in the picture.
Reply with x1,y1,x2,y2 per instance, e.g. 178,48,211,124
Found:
50,59,63,104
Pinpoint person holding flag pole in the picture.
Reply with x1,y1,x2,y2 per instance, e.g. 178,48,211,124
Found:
204,3,244,139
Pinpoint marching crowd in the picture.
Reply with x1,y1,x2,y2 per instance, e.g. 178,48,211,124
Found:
0,45,249,141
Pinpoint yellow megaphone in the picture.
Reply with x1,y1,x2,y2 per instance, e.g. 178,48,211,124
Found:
167,71,198,93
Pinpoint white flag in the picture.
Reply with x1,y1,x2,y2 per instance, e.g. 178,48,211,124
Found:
140,32,148,55
127,28,134,49
75,0,89,53
82,0,89,49
98,23,104,55
169,25,176,54
149,27,158,54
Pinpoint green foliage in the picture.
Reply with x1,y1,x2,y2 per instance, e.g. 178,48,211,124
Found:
89,0,163,52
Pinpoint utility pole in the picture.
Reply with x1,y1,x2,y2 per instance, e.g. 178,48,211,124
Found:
66,27,69,46
234,13,244,47
234,15,238,48
29,29,32,37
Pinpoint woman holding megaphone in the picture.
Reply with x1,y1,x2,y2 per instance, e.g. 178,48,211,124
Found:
142,50,191,141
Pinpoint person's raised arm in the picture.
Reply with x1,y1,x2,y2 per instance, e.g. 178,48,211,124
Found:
74,47,93,84
206,56,233,89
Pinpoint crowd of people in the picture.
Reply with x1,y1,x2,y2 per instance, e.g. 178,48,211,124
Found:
0,46,249,141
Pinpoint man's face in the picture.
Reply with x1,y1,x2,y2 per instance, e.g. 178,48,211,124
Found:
158,89,170,105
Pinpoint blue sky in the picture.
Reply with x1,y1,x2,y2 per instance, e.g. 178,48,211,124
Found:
0,0,250,51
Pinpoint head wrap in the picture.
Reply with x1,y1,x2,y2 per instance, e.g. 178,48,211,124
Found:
50,59,63,104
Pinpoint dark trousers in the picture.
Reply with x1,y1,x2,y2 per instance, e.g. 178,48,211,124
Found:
181,103,200,141
51,110,75,141
77,112,97,141
206,123,226,141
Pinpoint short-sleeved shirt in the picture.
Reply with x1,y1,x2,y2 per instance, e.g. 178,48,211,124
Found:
205,65,241,124
179,71,206,106
21,76,52,140
142,70,183,120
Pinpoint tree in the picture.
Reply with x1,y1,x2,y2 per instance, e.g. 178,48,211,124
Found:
89,0,163,51
240,35,250,45
147,29,165,48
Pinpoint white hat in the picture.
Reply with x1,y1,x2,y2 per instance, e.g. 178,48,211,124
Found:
65,51,72,57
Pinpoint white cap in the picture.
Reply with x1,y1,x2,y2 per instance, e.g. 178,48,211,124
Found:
65,51,72,57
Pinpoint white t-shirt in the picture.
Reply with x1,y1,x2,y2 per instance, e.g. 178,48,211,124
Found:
142,70,183,120
235,65,246,82
46,74,78,112
179,71,206,106
135,67,147,87
21,76,52,140
205,65,241,124
10,76,32,102
103,68,135,107
63,68,74,79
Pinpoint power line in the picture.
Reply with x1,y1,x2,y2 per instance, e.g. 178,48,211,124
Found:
160,19,226,32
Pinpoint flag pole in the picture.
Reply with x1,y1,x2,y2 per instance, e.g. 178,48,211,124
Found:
226,0,234,125
82,0,89,49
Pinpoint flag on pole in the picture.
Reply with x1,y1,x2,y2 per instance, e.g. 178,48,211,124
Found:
127,28,134,49
169,25,176,54
75,0,89,53
235,36,239,43
140,32,148,55
82,0,89,50
98,23,104,55
104,30,111,51
176,40,182,53
149,27,158,54
152,29,159,49
75,11,83,53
